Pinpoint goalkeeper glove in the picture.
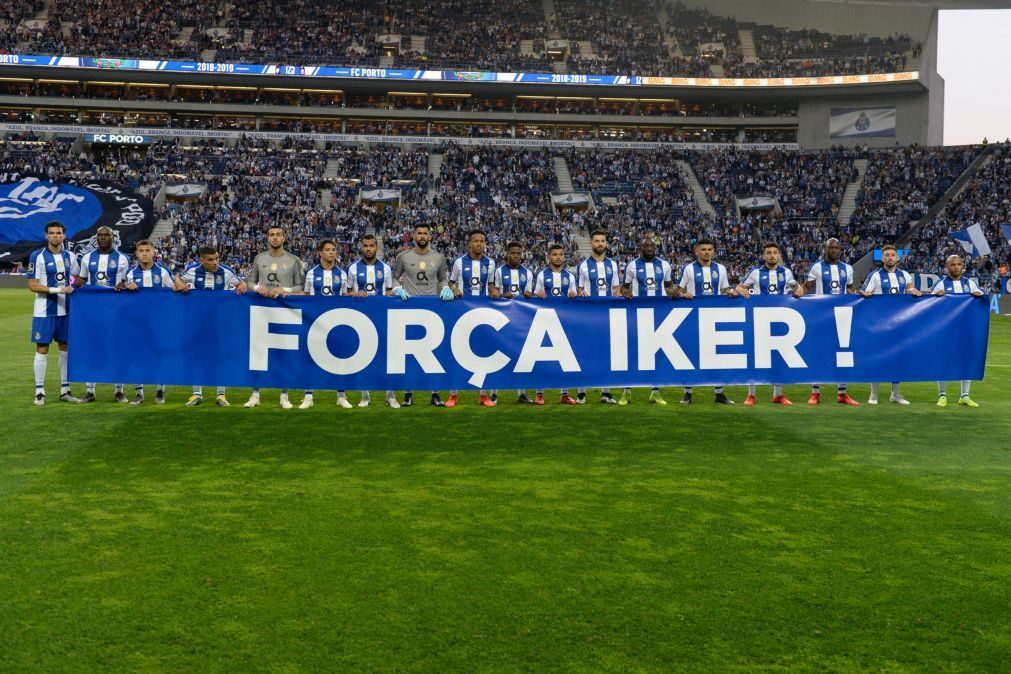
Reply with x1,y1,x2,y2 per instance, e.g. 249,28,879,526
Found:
393,287,409,301
440,287,455,301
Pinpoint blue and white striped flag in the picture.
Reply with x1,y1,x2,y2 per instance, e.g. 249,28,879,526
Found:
951,224,992,257
1000,223,1011,244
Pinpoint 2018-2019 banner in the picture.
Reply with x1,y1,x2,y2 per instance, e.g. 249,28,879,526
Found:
68,288,988,389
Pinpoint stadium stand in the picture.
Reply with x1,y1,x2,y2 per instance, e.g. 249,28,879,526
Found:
0,0,918,78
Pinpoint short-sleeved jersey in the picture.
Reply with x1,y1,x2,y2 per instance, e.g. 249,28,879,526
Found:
862,268,912,295
576,257,620,297
304,264,348,296
180,263,242,290
807,260,854,295
741,266,797,295
393,248,449,296
534,268,576,298
128,263,176,289
78,248,130,288
624,257,673,297
248,251,306,291
347,259,393,296
495,264,534,296
933,276,982,295
27,246,79,317
450,254,495,297
678,261,730,296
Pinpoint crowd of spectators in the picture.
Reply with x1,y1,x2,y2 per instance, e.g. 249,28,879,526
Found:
4,135,1004,288
906,143,1011,283
0,0,919,79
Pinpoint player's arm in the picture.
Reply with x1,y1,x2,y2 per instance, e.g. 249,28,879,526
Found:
567,272,577,298
290,258,307,295
663,262,676,299
73,254,87,288
676,266,693,299
719,266,736,297
448,258,464,298
490,267,503,299
437,257,450,291
790,270,805,297
735,270,755,299
224,267,247,294
858,274,877,297
534,271,546,299
969,279,984,297
802,264,817,294
907,280,924,297
620,264,633,299
382,265,396,297
576,262,588,297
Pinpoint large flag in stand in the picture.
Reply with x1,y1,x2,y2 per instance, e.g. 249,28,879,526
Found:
951,223,992,257
1000,223,1011,244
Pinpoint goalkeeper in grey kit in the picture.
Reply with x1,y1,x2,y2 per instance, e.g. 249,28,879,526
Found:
391,223,454,407
244,225,307,409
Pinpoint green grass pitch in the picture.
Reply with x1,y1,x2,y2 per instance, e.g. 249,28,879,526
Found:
1,287,1010,671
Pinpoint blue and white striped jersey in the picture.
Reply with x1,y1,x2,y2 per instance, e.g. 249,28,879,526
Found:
180,262,241,290
576,257,620,297
862,268,912,295
78,249,130,288
494,264,534,296
27,246,79,317
678,261,729,296
741,266,797,295
450,254,495,296
932,276,981,295
304,264,348,296
534,268,576,298
807,260,854,295
127,263,176,289
624,257,673,297
346,259,393,296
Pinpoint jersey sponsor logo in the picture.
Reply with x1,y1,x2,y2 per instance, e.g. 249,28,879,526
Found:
365,282,376,292
509,284,520,293
320,286,335,296
470,277,481,287
889,287,900,294
645,277,656,287
596,278,606,287
830,280,840,289
768,284,779,293
702,282,713,292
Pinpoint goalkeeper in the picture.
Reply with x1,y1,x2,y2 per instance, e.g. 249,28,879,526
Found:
391,223,454,407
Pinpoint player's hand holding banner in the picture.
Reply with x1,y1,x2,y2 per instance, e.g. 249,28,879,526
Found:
69,288,988,390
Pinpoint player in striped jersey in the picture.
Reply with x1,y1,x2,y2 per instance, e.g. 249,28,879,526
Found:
736,242,804,406
346,234,399,409
803,238,860,407
858,244,922,405
123,239,183,405
75,226,132,403
491,241,536,404
676,238,736,405
932,254,984,408
575,229,620,404
176,245,248,406
619,236,676,406
26,221,82,405
345,234,396,408
533,243,578,405
299,239,353,409
448,229,497,407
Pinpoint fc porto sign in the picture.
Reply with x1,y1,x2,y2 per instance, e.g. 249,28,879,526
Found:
0,173,154,262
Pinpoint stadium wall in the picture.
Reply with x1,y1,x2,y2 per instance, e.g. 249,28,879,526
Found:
797,90,931,148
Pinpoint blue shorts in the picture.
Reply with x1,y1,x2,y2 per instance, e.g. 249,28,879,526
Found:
31,316,69,345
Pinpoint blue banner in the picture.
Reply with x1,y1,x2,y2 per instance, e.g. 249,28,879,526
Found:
68,289,988,389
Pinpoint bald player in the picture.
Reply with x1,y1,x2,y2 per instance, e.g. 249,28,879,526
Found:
392,223,453,407
803,238,860,406
244,225,306,410
932,254,985,408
